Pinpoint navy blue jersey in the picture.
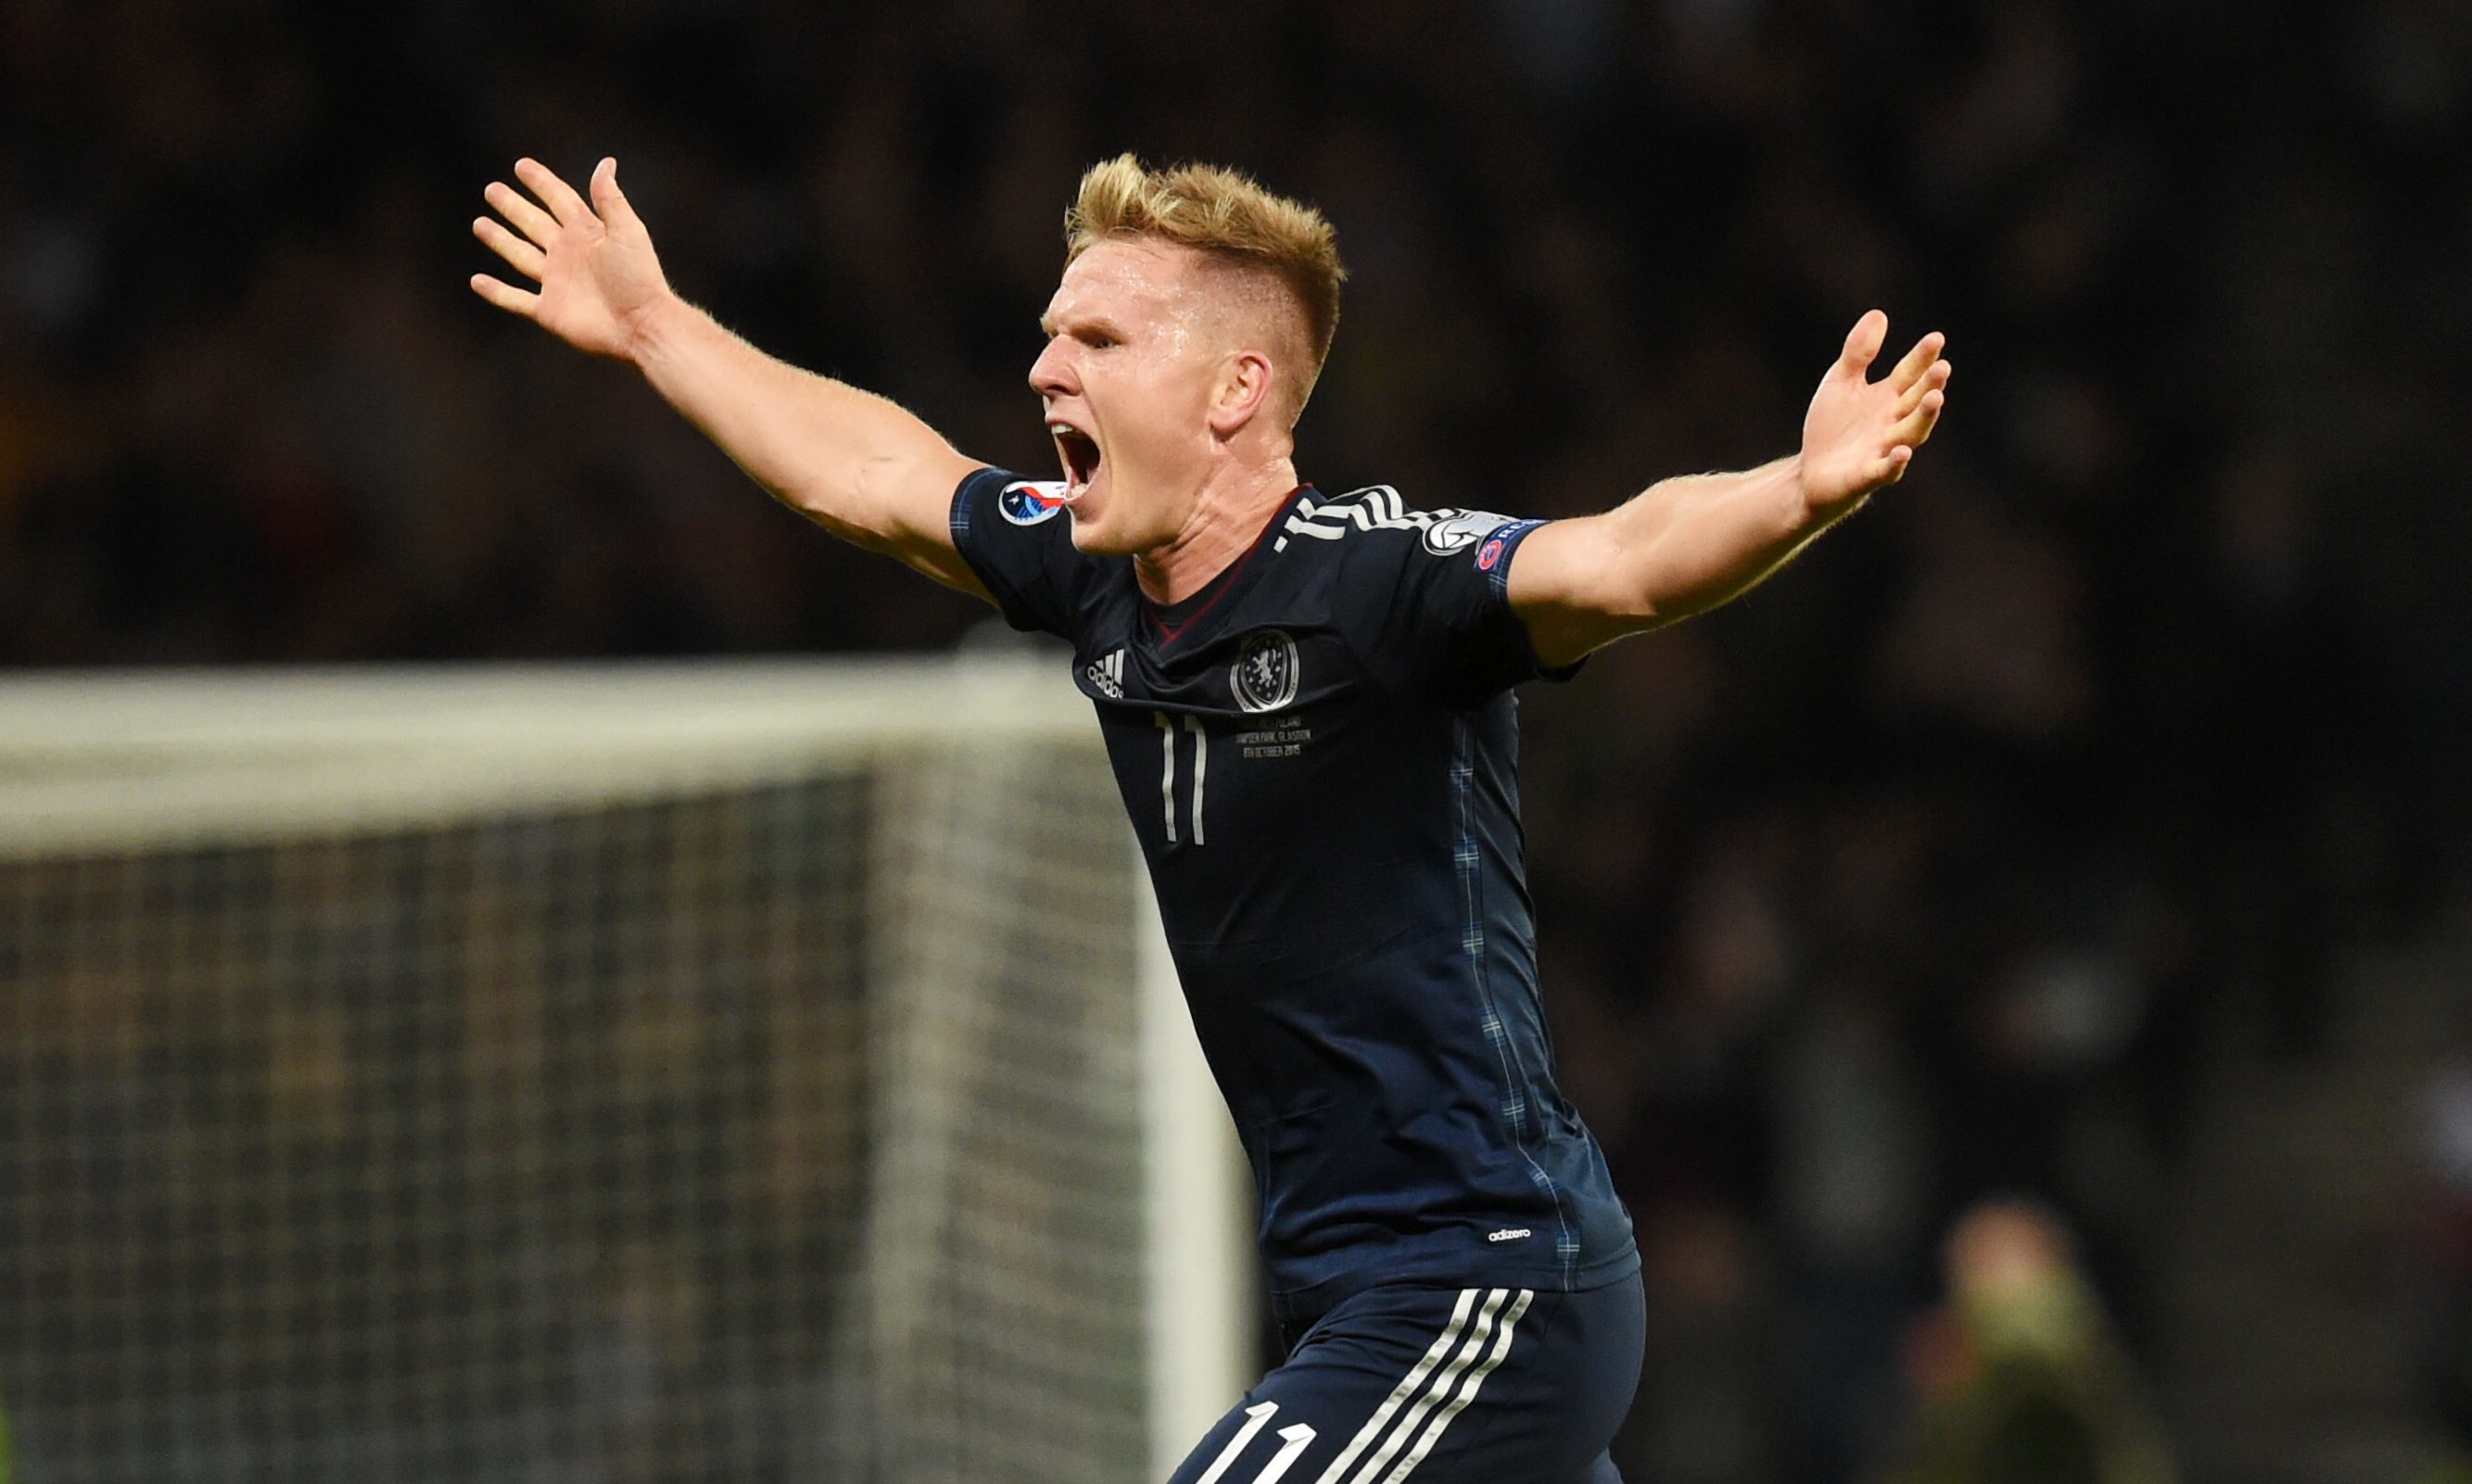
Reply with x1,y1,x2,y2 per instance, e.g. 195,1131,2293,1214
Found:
951,469,1638,1319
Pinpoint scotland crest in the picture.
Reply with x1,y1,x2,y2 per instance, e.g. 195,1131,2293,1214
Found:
1231,629,1300,714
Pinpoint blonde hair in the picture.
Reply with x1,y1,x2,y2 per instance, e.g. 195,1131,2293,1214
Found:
1064,154,1347,418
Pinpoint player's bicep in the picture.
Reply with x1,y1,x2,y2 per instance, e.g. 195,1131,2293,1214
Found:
812,443,992,601
885,460,994,601
888,539,992,602
1503,514,1660,669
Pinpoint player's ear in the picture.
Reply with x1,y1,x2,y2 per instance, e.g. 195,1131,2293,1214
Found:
1207,349,1275,438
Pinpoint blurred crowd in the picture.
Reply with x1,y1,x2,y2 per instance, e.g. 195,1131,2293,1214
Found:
5,0,2469,1480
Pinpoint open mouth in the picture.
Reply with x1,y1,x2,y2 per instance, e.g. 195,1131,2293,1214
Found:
1048,422,1101,502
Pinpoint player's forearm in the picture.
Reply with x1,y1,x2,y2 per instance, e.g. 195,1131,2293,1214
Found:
628,293,966,554
1609,455,1855,624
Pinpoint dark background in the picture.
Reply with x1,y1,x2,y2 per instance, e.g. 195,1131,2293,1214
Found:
4,2,2468,1480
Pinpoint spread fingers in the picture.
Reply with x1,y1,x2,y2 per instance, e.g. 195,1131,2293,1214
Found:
1888,387,1946,448
513,158,595,228
472,215,546,281
1886,331,1946,391
484,180,560,248
468,273,539,317
1895,359,1951,417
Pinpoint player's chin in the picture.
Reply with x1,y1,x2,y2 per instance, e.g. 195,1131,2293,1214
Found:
1064,488,1133,554
1066,514,1132,556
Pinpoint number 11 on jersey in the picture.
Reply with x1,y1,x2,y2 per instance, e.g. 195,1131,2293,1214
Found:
1156,712,1207,844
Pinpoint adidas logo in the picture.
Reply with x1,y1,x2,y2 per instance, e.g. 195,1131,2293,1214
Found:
1486,1227,1531,1243
1086,649,1126,700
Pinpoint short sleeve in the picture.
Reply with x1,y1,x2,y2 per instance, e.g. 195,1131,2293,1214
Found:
949,467,1092,641
1341,514,1579,709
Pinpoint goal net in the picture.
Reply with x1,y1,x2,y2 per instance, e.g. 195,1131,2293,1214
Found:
0,657,1251,1484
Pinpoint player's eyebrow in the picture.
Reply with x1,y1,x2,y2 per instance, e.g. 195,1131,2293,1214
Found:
1040,311,1128,342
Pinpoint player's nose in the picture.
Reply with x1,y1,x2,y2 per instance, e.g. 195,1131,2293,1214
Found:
1028,337,1078,400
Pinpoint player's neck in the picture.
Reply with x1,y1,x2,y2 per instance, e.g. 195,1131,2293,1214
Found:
1135,458,1299,605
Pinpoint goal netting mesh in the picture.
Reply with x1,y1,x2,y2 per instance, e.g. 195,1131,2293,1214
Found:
0,658,1250,1484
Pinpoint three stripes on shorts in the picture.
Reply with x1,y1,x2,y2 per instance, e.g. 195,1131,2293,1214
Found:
1198,1287,1536,1484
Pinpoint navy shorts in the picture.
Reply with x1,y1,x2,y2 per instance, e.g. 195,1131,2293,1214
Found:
1167,1275,1645,1484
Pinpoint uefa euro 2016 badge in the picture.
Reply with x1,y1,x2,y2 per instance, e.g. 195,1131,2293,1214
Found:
1232,629,1300,714
998,479,1071,525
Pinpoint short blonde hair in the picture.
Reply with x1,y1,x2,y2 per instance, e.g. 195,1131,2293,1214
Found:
1064,154,1347,417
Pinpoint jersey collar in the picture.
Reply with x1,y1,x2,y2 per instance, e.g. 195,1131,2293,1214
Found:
1144,484,1314,646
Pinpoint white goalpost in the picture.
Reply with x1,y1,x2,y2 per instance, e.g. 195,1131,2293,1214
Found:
0,656,1252,1484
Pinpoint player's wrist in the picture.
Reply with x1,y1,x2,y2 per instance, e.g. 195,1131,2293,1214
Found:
1775,453,1831,519
1795,455,1868,519
621,288,696,373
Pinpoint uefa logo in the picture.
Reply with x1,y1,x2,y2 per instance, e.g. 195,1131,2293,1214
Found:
1419,509,1511,555
1231,629,1300,714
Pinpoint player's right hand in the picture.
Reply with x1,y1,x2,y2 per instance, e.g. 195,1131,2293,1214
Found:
471,157,671,362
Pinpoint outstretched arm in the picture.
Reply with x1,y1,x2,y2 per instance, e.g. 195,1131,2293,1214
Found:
1509,311,1948,667
471,157,987,597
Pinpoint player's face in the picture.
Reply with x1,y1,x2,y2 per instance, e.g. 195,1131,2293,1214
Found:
1029,238,1229,556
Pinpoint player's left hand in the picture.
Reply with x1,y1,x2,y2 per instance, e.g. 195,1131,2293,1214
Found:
1798,311,1949,511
